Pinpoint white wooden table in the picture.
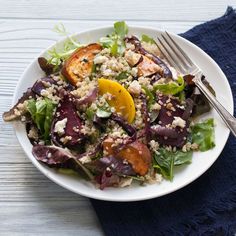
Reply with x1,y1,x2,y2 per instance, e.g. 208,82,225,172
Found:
0,1,235,235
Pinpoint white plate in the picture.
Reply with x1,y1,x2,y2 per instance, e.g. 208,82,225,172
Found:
13,26,233,202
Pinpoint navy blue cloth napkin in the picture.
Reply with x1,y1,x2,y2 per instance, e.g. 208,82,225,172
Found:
90,7,236,236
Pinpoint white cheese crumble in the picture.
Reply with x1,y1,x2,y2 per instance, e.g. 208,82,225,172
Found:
54,118,67,136
149,140,159,151
94,55,108,64
128,80,142,95
124,50,141,66
172,116,186,129
150,103,161,111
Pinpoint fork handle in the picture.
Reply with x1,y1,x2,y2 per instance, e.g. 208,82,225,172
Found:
195,76,236,137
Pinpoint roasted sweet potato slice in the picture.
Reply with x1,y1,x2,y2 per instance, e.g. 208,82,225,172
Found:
102,138,151,176
62,43,102,86
137,55,162,77
117,141,151,176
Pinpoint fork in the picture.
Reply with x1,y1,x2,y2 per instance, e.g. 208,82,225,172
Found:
156,32,236,137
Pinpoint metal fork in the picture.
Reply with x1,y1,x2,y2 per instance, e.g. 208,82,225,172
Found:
156,32,236,137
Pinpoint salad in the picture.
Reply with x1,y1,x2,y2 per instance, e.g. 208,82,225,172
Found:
3,22,215,189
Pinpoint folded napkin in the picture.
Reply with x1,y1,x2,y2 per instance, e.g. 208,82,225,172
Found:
90,7,236,236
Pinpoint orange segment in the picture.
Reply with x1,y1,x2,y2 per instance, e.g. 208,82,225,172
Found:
98,78,136,123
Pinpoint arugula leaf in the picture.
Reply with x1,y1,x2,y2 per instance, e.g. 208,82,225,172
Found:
27,99,37,121
116,71,129,81
99,21,128,56
110,40,119,56
153,76,185,95
142,86,155,108
35,100,47,132
153,149,175,181
191,118,215,151
27,98,55,141
114,21,128,38
43,98,56,140
174,150,192,165
96,100,113,118
46,23,83,71
96,109,112,118
153,148,192,180
141,34,156,44
86,106,95,121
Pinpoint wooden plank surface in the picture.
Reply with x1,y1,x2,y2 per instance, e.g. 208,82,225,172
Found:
0,1,234,235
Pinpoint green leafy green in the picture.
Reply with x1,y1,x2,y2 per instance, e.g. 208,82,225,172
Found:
153,76,185,95
35,100,47,132
44,98,56,140
153,149,175,181
27,99,37,121
141,34,156,44
86,106,95,121
191,118,215,151
142,86,155,108
116,71,129,81
27,98,56,141
114,21,128,38
153,148,192,181
174,150,193,165
99,21,128,56
46,23,83,71
96,109,112,118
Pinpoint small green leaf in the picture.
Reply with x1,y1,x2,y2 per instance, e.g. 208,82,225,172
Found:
153,149,175,181
99,21,129,56
99,36,114,48
191,118,215,151
110,40,118,56
96,108,112,118
116,71,129,80
153,76,185,95
174,150,192,165
43,98,56,140
114,21,128,38
27,99,36,120
153,148,192,181
141,34,156,44
86,107,95,120
142,86,154,108
35,100,47,132
27,98,55,141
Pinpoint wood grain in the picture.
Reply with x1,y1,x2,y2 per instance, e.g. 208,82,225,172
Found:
0,0,233,21
0,1,235,235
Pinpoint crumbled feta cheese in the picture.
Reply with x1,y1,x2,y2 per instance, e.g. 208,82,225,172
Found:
80,155,92,164
149,140,159,151
54,118,67,135
124,50,141,66
150,103,161,111
119,177,133,187
94,55,108,64
172,116,186,128
128,80,141,95
28,126,39,140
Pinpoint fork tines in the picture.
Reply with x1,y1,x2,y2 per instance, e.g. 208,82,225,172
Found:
156,32,194,74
